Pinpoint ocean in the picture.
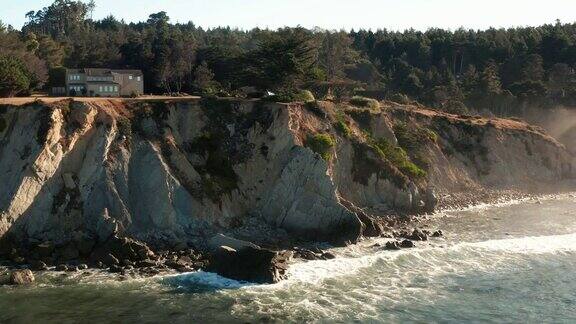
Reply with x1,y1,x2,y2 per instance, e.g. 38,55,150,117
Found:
1,193,576,323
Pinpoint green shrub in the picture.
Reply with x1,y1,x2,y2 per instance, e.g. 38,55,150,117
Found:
373,138,427,179
389,93,412,104
306,134,335,161
344,108,372,129
334,120,351,138
295,90,315,102
265,89,315,103
350,96,379,110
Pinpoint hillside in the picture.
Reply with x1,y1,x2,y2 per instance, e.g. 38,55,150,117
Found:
0,98,574,255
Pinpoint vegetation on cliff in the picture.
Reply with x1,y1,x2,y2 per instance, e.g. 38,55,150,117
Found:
1,0,575,121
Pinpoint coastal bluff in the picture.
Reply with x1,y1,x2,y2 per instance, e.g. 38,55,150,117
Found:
0,98,573,251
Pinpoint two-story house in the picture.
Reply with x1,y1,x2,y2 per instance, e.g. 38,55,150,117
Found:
51,68,144,97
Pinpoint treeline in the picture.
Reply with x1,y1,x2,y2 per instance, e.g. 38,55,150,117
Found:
1,0,576,116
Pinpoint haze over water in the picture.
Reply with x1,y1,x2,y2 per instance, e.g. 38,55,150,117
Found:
1,193,576,323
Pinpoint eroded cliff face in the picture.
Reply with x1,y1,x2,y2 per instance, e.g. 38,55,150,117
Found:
0,99,573,249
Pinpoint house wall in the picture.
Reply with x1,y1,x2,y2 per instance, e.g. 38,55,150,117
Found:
114,73,144,96
57,69,143,97
87,83,120,97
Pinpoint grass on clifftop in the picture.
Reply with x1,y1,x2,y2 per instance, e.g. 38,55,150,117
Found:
350,96,380,110
306,133,335,161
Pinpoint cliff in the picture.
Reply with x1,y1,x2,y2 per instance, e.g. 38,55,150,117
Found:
0,98,574,250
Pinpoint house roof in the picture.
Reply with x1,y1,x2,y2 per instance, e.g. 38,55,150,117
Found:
68,68,143,76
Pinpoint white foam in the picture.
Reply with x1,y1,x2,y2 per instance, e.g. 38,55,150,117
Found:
466,233,576,254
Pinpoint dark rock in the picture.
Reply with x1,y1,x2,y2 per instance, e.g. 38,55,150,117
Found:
109,265,122,273
293,248,322,260
400,240,415,248
76,238,96,256
36,241,55,257
0,271,10,285
66,266,79,272
56,264,69,271
432,230,444,237
30,260,48,271
77,264,89,270
321,252,336,260
60,244,80,261
385,241,402,250
208,234,261,251
136,259,158,268
165,259,187,270
176,266,194,273
89,235,155,266
10,270,35,285
102,253,120,266
121,259,134,267
340,199,383,238
424,187,438,213
207,246,293,284
409,229,428,241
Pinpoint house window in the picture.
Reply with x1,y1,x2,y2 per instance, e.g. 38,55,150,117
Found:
114,86,118,92
99,86,103,92
136,76,141,82
129,75,133,80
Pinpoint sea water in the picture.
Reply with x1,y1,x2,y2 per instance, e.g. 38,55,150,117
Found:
1,193,576,323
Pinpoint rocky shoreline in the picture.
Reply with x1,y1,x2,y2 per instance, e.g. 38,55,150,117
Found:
1,187,540,286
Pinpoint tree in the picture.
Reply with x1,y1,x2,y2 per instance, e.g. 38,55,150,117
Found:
0,56,31,97
478,60,502,95
248,28,317,91
319,31,358,82
193,61,217,93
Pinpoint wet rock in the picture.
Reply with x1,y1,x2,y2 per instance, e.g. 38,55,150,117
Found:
101,254,120,267
56,264,68,271
0,271,10,285
36,241,55,258
176,266,194,273
424,187,438,213
400,240,415,248
207,246,293,284
30,260,48,271
66,266,79,272
109,265,122,273
61,244,80,261
293,248,322,260
385,241,401,250
409,229,428,241
432,230,444,237
321,252,336,260
10,270,35,285
78,264,89,270
165,259,188,270
89,236,154,266
136,259,158,268
340,199,384,238
208,234,260,251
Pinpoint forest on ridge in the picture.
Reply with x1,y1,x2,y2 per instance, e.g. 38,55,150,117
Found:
1,0,576,117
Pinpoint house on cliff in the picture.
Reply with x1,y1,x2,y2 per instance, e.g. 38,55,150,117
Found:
50,68,144,97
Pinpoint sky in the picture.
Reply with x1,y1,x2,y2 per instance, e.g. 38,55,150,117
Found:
2,0,576,31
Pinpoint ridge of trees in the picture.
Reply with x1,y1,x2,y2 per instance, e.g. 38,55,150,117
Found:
0,0,575,116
